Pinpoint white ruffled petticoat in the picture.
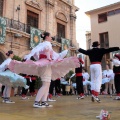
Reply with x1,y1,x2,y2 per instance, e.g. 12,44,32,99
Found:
0,70,26,87
9,57,79,80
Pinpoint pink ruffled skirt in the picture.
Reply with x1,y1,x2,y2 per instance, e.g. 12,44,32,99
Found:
9,57,79,80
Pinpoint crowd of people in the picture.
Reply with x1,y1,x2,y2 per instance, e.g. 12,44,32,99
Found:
0,31,120,108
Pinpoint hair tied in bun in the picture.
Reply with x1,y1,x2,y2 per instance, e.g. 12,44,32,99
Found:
6,52,9,56
6,50,13,57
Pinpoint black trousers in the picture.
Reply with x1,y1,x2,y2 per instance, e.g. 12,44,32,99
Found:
55,80,61,94
29,80,35,93
76,76,84,95
21,78,30,95
49,80,61,95
49,80,55,94
1,85,5,94
114,75,120,94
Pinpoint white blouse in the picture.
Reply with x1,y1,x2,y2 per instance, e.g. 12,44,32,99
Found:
24,41,68,61
112,58,120,66
0,58,12,72
102,69,114,79
82,72,89,81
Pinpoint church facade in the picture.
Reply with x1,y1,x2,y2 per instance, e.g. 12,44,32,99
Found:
0,0,79,63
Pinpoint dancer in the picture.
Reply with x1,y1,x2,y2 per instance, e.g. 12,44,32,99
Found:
0,50,27,103
112,54,120,100
102,64,114,97
78,41,119,102
29,75,37,97
21,74,36,99
48,80,57,102
48,78,61,101
82,68,91,96
1,85,5,98
76,58,84,99
21,74,30,100
9,31,79,108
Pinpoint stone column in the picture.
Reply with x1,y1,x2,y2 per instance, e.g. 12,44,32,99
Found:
70,7,77,48
45,0,54,33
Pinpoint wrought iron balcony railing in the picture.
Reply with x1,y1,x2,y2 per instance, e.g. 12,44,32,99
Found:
5,18,75,46
5,18,31,34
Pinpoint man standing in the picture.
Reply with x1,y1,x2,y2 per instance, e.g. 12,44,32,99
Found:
75,58,84,99
78,41,119,102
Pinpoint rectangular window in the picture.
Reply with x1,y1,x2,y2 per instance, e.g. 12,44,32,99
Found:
98,13,107,23
57,23,65,43
115,8,120,14
99,32,109,69
107,10,115,16
0,0,4,16
27,10,39,28
100,32,109,48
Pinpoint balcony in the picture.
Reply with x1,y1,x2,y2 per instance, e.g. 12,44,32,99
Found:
5,18,31,34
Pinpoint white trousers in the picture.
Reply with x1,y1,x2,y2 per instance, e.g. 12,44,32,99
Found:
90,64,102,92
35,66,51,102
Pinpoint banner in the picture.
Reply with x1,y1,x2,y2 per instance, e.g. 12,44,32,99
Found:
61,37,71,56
0,17,6,44
30,27,42,48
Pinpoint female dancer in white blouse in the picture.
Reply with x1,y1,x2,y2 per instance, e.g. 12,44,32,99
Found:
82,69,91,96
9,31,79,108
0,50,26,103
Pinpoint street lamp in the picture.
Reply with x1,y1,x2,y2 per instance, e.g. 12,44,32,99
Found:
16,5,20,29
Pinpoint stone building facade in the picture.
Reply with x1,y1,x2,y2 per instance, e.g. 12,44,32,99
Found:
0,0,79,63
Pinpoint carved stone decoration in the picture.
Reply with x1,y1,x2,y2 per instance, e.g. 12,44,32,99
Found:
46,0,54,7
56,11,68,23
25,0,43,11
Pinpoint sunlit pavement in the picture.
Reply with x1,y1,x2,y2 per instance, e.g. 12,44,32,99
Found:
0,95,120,120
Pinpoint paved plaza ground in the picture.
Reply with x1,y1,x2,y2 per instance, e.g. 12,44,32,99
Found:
0,95,120,120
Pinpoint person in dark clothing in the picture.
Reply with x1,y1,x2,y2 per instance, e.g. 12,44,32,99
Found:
48,78,61,101
112,54,120,100
21,74,30,100
29,76,36,96
21,75,37,99
48,80,56,101
76,58,84,99
1,85,5,97
55,78,61,96
78,41,119,102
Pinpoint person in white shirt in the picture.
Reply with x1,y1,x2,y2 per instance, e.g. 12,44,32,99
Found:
102,64,114,97
82,69,91,96
0,50,27,103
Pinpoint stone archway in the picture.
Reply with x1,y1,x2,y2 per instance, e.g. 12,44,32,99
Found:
0,52,6,64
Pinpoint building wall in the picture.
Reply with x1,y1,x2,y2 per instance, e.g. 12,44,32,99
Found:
90,3,120,48
0,0,78,61
86,2,120,70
